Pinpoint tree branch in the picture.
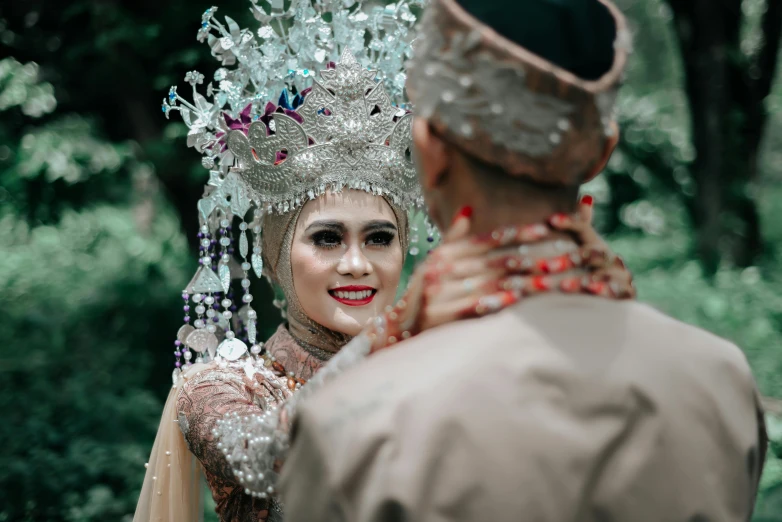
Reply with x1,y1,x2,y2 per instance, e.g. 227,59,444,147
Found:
756,0,782,99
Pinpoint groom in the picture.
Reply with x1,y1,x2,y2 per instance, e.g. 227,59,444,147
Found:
280,1,767,520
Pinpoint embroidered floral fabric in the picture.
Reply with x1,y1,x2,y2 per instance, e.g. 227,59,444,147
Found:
175,326,314,521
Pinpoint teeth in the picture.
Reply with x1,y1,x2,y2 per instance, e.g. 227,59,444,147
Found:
333,290,373,300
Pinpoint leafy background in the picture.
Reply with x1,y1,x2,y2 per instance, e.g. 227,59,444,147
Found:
0,0,781,520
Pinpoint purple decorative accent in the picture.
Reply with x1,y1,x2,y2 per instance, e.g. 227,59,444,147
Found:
223,103,253,134
183,306,190,312
175,361,182,368
175,351,182,357
284,109,303,124
212,316,220,323
175,340,182,346
184,316,191,322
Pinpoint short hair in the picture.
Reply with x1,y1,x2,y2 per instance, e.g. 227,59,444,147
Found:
457,146,580,210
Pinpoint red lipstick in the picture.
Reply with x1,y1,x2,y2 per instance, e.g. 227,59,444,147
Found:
329,285,377,306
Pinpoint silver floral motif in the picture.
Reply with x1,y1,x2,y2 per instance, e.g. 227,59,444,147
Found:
226,50,421,213
409,21,576,158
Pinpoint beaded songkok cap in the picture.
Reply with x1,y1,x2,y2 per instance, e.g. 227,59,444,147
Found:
406,0,631,185
161,0,427,379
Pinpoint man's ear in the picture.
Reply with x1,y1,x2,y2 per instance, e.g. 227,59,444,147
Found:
412,118,449,190
583,121,619,183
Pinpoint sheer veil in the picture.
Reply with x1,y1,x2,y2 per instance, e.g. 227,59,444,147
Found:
133,364,207,522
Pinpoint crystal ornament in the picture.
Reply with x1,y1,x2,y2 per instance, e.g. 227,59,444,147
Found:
217,338,248,361
251,254,263,278
185,265,225,294
247,315,257,345
239,230,249,258
186,329,219,354
219,262,231,293
177,324,195,344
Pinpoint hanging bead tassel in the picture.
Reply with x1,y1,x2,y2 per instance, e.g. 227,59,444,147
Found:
215,220,252,362
172,290,192,383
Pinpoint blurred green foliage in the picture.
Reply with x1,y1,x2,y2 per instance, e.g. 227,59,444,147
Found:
0,0,781,520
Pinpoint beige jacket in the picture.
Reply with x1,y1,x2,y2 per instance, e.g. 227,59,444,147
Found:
279,295,767,522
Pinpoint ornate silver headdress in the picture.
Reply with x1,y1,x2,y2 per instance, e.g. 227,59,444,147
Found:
162,0,430,381
224,49,419,213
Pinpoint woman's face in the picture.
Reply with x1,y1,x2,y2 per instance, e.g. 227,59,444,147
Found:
290,190,404,336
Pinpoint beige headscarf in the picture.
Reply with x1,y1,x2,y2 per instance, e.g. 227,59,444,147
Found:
262,193,409,354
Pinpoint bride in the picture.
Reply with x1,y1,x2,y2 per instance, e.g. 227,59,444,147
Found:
134,2,634,521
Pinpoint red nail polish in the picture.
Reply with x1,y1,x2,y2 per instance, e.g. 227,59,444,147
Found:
455,206,473,220
531,276,550,291
547,255,569,274
549,213,567,227
586,281,606,295
581,194,594,206
501,291,519,306
560,278,580,293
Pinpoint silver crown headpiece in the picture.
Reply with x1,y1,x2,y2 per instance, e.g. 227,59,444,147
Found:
161,1,435,379
225,49,419,214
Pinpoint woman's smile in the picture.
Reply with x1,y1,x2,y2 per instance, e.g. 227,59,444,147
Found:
328,285,377,306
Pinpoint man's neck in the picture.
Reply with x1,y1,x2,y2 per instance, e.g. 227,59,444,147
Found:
461,196,576,237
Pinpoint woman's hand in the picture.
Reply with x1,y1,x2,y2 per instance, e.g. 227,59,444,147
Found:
366,196,634,353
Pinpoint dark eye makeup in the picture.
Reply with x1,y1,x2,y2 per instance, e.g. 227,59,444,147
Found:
306,219,397,250
365,230,395,247
311,229,342,249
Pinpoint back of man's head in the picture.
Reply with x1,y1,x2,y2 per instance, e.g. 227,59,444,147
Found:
408,0,625,230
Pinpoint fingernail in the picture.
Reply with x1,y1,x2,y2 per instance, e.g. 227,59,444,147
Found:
586,281,606,295
548,213,568,227
581,194,594,206
531,276,550,291
453,206,473,223
560,278,580,293
501,291,520,306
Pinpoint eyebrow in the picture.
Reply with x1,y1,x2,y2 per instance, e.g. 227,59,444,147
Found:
304,219,397,234
305,220,344,233
362,220,397,234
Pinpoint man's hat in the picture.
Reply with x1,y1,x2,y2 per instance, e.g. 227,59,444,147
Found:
406,0,631,185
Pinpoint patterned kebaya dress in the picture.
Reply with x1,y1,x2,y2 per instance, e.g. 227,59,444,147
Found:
176,325,331,521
